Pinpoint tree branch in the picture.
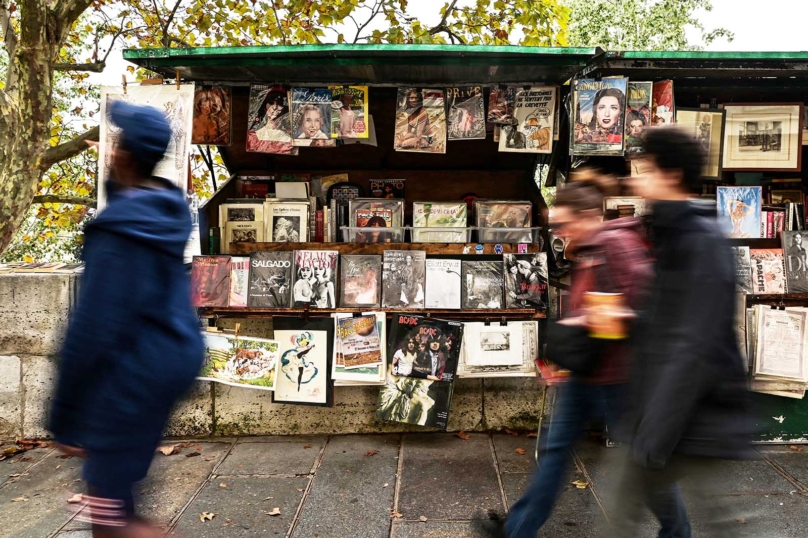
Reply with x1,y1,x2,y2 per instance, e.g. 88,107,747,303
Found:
40,125,99,169
53,62,105,72
0,1,18,57
431,0,459,32
163,0,184,42
32,195,96,207
353,0,382,43
169,36,192,48
56,0,95,30
271,2,287,45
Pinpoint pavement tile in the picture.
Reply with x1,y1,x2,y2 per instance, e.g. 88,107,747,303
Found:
1,447,53,486
398,433,504,521
491,433,537,474
217,437,325,476
292,435,399,538
390,520,487,538
759,446,808,487
170,476,307,537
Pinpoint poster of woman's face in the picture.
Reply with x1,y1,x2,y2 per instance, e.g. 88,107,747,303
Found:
192,86,231,146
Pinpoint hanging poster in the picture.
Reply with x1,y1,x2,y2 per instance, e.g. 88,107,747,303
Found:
651,80,675,127
498,86,555,154
572,77,628,156
272,317,334,407
394,88,447,154
246,84,297,155
624,81,653,156
98,83,194,209
291,88,336,147
192,86,231,146
329,86,369,139
446,86,486,141
199,333,280,391
487,86,516,125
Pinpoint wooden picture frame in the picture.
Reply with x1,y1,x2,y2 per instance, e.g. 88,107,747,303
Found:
722,103,803,172
770,190,804,204
675,108,725,180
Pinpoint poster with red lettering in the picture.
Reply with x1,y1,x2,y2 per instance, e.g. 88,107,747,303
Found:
387,314,464,383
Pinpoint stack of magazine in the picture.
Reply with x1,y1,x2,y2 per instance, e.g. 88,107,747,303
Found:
745,304,808,399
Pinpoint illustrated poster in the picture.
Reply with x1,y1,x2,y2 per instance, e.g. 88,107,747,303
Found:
498,86,555,154
199,333,280,391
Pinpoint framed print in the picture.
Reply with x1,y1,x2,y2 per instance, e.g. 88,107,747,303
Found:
771,190,804,204
722,103,803,172
272,317,334,407
803,106,808,146
676,108,725,180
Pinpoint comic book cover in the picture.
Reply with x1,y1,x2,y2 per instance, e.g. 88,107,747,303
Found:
498,86,555,154
782,231,808,293
394,88,446,154
717,186,762,238
382,250,426,309
292,250,339,308
750,249,786,294
290,87,336,147
412,201,468,243
348,198,404,243
503,253,549,310
387,314,464,383
246,84,297,155
461,261,504,310
337,315,383,369
248,252,293,308
487,86,516,125
192,86,231,146
651,80,675,126
199,333,280,390
228,257,249,307
572,77,628,155
624,81,653,155
446,86,486,140
425,259,462,310
191,256,231,307
340,255,382,308
272,317,334,407
370,179,405,199
329,86,369,139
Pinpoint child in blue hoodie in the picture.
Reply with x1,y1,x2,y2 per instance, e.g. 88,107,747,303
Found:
49,101,203,537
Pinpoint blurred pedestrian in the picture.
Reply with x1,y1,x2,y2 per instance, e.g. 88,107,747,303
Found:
48,101,203,538
611,126,756,538
480,179,653,538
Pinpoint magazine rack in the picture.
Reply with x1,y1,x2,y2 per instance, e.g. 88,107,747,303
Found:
338,226,544,244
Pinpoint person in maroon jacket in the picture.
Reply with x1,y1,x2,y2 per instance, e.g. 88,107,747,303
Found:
482,179,654,538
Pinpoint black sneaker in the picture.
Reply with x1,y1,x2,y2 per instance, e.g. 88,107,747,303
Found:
471,510,507,538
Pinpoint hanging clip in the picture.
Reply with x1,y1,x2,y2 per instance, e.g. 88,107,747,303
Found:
121,74,127,95
500,317,508,327
300,306,310,323
484,318,491,327
176,70,181,90
352,311,362,318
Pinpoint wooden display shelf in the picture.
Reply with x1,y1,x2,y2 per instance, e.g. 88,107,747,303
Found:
229,242,539,256
198,307,547,320
728,238,782,249
747,293,808,305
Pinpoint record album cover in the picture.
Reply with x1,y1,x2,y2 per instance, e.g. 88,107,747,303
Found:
447,86,486,140
382,250,426,309
329,85,369,139
272,317,334,407
461,261,504,309
387,314,464,382
425,259,462,309
394,88,446,154
475,200,533,243
191,256,231,307
246,84,296,155
340,255,382,308
199,333,280,390
498,86,555,154
248,252,293,308
572,77,628,155
624,81,653,155
292,250,339,308
504,253,549,310
376,374,453,430
412,201,468,243
349,198,404,243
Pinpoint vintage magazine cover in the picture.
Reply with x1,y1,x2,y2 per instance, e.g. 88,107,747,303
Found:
412,201,468,243
651,80,675,126
394,88,446,154
498,86,556,154
264,201,310,243
504,253,549,310
753,308,808,381
732,246,754,295
290,87,335,147
382,251,426,309
475,200,533,243
272,317,334,407
783,231,808,293
376,374,453,429
387,314,464,383
461,261,504,309
292,250,339,308
191,256,231,307
624,81,653,155
98,84,194,209
458,321,538,378
348,198,404,243
750,249,786,294
337,315,383,369
199,333,280,390
370,179,405,199
487,86,516,125
329,85,369,139
246,84,297,155
425,259,462,310
228,257,249,307
446,86,486,140
219,203,265,254
247,252,293,308
572,77,628,155
192,86,231,146
340,255,382,308
333,312,387,385
717,186,762,239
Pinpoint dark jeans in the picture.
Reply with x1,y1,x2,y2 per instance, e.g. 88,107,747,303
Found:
504,378,622,538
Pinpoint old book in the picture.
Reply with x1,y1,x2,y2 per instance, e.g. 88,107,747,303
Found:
624,81,653,155
750,249,786,294
498,86,556,154
717,186,762,239
191,255,231,307
376,374,453,429
387,314,464,383
412,201,468,243
272,317,334,407
292,250,339,308
475,200,533,243
572,77,628,156
198,333,280,390
228,256,249,307
425,259,462,310
329,85,369,139
394,87,446,154
340,255,382,308
264,201,309,243
336,314,383,370
461,261,504,309
753,306,808,382
245,84,296,155
782,231,808,293
370,179,405,199
732,246,754,294
290,87,336,147
333,312,387,385
348,198,404,243
651,80,675,126
247,252,293,308
446,85,486,140
503,253,549,310
382,250,426,309
458,321,538,378
219,203,264,254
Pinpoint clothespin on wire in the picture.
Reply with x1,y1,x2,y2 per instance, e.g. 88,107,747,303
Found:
121,74,127,95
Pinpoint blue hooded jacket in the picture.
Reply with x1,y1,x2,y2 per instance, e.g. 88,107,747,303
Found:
49,179,204,452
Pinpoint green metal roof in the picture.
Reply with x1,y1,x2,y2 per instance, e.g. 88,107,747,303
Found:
123,44,600,86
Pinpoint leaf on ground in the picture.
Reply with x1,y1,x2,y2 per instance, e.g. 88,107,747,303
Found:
297,488,304,492
67,494,83,504
383,483,389,488
456,431,471,440
571,480,589,489
185,452,201,458
157,445,179,456
789,445,804,452
504,428,519,437
419,515,428,522
265,508,281,516
527,432,538,438
515,448,526,455
365,450,379,457
303,444,312,449
200,512,216,522
12,497,27,502
737,518,747,524
391,511,403,519
219,483,227,488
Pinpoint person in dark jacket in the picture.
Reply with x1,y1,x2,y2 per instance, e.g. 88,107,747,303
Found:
611,126,755,538
48,101,203,538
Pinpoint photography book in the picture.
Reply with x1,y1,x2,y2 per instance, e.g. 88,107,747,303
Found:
264,201,310,243
382,250,426,309
475,200,533,243
219,203,264,254
446,86,486,141
292,250,339,308
376,374,453,430
329,85,369,139
425,259,461,309
782,231,808,293
247,251,293,308
461,261,504,309
750,249,786,294
370,179,405,199
624,81,653,155
412,201,468,243
732,246,754,295
336,314,383,370
191,255,231,307
228,256,249,307
498,86,556,154
387,313,464,382
340,255,382,308
503,253,549,310
348,198,405,243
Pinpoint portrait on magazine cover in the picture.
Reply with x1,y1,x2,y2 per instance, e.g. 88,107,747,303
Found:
192,86,231,146
394,88,446,154
246,84,296,155
573,77,628,155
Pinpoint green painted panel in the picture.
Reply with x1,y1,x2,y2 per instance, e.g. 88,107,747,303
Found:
752,393,808,443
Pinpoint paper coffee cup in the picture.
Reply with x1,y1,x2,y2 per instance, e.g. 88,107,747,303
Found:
584,292,628,340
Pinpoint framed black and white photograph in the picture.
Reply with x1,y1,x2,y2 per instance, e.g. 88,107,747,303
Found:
676,108,725,180
722,103,803,172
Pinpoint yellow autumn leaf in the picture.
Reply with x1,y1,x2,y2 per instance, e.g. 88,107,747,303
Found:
23,255,34,263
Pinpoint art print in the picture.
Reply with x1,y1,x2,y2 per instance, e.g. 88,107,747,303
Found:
199,333,280,390
394,88,446,154
272,325,332,406
723,103,803,172
498,86,555,154
676,108,725,180
716,186,762,239
192,86,231,146
246,84,297,155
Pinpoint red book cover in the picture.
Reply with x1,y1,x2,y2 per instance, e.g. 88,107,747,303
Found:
767,211,774,238
315,210,324,242
651,80,674,127
191,255,231,307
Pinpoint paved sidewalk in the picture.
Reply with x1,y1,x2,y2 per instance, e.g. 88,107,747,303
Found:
2,433,808,537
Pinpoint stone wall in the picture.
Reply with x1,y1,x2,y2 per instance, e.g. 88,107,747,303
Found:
0,274,545,440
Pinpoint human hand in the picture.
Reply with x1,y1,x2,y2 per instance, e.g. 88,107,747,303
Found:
55,442,88,459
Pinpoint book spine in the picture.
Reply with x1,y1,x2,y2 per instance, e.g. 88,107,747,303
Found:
775,211,785,238
309,196,317,242
767,211,774,238
316,210,324,243
761,211,767,239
